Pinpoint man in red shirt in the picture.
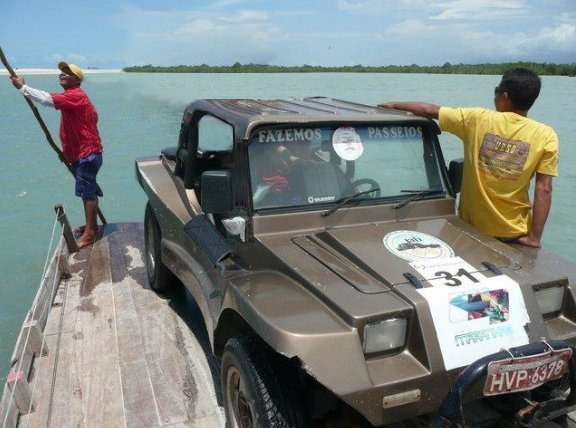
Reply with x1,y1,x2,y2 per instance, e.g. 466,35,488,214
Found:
10,62,104,248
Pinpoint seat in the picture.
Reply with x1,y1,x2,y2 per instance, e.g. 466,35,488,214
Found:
288,161,351,203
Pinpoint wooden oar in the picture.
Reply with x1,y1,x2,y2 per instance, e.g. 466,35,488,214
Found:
0,45,107,225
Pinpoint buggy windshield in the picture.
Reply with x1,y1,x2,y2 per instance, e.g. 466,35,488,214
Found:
248,124,446,211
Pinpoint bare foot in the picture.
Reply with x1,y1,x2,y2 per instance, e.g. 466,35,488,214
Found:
77,233,95,249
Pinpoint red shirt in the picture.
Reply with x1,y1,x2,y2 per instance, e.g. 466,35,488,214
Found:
51,87,103,163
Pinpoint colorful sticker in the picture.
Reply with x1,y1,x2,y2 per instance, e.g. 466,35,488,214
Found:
418,275,530,370
332,126,364,161
449,288,509,324
383,230,454,261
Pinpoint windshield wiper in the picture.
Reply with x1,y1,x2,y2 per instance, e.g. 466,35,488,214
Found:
394,189,445,209
322,187,381,217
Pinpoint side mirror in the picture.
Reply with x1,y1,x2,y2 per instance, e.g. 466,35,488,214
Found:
448,158,464,196
201,170,232,214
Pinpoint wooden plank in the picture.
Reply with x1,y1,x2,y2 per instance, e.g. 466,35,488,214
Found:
164,413,225,428
129,279,225,425
108,223,163,427
22,321,48,358
167,302,224,425
10,241,64,369
109,223,223,426
112,226,190,425
120,360,159,428
0,383,19,428
17,248,86,427
43,250,91,337
6,371,35,414
10,222,226,428
108,224,129,284
109,223,147,366
128,283,191,425
119,221,224,426
21,256,88,427
30,241,65,330
110,223,194,425
54,204,79,253
46,236,125,428
113,277,145,365
17,333,62,427
57,242,72,279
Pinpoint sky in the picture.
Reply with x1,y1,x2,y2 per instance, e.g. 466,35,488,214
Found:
1,0,574,69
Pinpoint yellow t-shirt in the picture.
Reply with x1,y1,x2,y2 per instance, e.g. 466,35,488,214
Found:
439,107,558,238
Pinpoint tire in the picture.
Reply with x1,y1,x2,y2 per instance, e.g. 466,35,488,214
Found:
144,202,177,294
222,336,309,428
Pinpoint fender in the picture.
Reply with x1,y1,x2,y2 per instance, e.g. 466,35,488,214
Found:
217,269,374,395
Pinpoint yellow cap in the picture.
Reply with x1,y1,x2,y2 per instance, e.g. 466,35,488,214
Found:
58,61,84,81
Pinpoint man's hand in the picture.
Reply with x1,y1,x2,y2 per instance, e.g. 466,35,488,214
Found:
517,235,541,248
10,75,24,89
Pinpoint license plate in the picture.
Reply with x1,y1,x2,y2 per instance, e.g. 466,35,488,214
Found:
483,348,573,396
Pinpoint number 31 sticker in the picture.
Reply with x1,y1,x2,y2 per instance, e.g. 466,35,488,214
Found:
410,256,486,288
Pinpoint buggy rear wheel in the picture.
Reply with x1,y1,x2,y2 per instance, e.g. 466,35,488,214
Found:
144,202,177,294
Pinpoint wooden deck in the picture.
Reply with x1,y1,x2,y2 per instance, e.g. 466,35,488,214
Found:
3,220,576,428
1,222,224,428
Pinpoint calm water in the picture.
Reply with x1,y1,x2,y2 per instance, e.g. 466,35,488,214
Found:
0,72,575,382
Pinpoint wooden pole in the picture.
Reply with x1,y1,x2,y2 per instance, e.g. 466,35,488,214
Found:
0,45,107,225
54,205,79,253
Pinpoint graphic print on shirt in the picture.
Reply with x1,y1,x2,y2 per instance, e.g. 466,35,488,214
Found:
479,133,530,181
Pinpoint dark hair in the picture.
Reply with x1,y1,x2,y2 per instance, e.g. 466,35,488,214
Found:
497,68,541,111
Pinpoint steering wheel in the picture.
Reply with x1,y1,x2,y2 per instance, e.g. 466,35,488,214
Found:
351,178,381,197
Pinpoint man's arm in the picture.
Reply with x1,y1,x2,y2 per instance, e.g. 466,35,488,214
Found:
517,173,553,248
378,102,441,120
10,76,54,107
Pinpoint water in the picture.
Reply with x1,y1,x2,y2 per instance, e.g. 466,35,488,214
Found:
0,72,575,383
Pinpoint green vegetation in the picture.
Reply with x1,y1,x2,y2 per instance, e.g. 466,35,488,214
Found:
123,61,576,76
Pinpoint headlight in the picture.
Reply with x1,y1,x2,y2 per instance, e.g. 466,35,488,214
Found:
363,318,407,354
535,285,564,316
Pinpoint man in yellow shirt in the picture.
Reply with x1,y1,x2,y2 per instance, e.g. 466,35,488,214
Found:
380,68,558,248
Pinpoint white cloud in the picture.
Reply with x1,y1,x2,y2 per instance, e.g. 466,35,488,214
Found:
110,1,576,67
430,0,529,20
338,0,363,11
172,19,222,36
115,6,284,65
520,23,576,53
209,0,254,8
338,0,429,13
219,10,268,23
382,19,434,36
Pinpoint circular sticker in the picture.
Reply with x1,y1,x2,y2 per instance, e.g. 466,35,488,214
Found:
332,126,364,161
383,230,455,261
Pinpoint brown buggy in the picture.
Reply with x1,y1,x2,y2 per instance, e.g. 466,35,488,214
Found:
136,97,576,427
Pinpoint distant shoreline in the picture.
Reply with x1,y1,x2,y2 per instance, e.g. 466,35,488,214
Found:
3,62,574,77
123,62,576,76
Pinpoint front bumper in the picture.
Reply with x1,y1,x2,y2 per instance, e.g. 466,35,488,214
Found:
431,340,576,427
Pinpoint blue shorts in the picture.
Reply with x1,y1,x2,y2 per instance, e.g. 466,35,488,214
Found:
72,153,103,200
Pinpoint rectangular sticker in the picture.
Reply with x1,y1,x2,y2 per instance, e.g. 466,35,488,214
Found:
418,275,530,370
